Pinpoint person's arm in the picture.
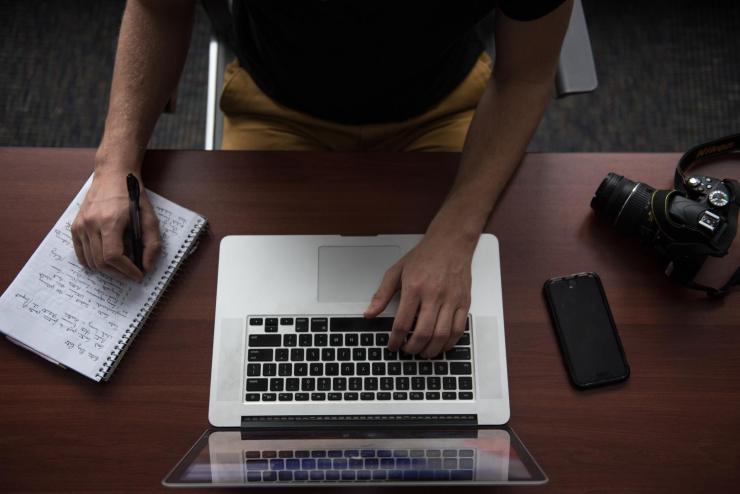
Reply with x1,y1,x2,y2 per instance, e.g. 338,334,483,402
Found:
71,0,196,280
366,0,574,357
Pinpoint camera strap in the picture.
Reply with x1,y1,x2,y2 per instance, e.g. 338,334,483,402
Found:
669,134,740,297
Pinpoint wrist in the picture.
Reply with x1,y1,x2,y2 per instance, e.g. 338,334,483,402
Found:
94,142,144,176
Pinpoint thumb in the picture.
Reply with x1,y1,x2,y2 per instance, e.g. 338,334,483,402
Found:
139,197,162,273
365,263,402,317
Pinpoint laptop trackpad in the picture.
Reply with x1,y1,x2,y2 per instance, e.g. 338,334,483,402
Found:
318,245,401,303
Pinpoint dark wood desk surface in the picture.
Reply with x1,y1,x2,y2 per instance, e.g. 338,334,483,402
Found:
0,148,738,494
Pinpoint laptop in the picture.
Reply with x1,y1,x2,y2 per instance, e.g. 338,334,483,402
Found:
163,234,547,486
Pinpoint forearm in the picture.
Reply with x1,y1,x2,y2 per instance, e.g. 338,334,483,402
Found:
96,0,195,174
427,76,553,244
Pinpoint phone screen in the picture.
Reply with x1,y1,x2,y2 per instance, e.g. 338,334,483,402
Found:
544,273,629,387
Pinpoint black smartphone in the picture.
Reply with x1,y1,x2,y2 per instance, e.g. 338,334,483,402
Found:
543,272,630,389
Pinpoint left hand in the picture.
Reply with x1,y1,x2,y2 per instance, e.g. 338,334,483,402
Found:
364,233,475,358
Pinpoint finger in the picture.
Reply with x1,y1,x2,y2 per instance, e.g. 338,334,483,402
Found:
388,286,419,352
365,263,402,317
87,230,107,272
420,304,454,359
443,308,469,352
77,231,95,270
402,299,440,355
71,223,88,267
140,201,162,272
101,228,144,281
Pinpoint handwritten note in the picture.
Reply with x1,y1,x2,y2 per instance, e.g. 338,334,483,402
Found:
0,175,205,381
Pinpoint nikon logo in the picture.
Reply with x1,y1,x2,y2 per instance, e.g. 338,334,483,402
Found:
696,142,734,158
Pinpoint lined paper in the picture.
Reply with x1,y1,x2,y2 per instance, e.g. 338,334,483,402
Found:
0,176,204,380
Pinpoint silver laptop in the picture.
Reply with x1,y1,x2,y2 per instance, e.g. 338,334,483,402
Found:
163,234,547,486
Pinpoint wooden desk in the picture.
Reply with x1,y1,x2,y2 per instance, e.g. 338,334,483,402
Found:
0,148,738,493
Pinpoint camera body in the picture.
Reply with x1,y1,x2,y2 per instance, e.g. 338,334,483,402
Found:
590,135,740,297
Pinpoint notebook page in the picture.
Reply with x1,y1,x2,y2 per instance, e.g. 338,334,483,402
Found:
0,175,203,380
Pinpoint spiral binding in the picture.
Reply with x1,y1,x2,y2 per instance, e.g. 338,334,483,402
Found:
93,217,208,381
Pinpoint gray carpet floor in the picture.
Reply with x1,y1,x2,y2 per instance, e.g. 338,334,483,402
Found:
1,0,738,152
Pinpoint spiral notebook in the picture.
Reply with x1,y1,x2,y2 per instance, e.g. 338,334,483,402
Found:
0,175,207,381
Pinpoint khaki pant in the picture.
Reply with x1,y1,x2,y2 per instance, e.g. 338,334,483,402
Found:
220,53,492,152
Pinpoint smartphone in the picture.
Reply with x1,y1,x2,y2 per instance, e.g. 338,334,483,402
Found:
543,272,630,389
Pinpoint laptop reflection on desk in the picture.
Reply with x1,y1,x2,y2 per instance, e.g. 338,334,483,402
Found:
163,426,546,486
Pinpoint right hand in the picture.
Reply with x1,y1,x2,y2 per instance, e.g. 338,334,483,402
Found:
71,169,161,281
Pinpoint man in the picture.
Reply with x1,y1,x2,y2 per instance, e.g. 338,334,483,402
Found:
71,0,573,358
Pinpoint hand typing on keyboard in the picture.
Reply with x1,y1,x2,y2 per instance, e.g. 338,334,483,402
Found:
364,230,475,359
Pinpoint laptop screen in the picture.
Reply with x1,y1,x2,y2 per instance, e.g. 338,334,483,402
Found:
163,427,547,486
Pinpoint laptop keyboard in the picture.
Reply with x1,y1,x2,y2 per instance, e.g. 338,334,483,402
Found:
244,316,474,403
243,447,475,482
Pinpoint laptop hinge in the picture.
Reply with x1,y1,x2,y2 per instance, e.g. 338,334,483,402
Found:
240,414,478,431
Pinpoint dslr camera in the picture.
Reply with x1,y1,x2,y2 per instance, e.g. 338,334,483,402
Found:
591,134,740,297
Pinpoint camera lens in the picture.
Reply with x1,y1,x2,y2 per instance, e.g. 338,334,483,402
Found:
591,173,655,234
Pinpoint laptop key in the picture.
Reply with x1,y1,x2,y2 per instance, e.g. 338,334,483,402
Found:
247,363,260,376
459,377,473,390
262,393,276,401
383,349,398,360
294,470,308,481
337,348,351,361
317,377,331,391
315,334,328,346
352,348,366,360
458,334,470,345
290,348,304,361
372,362,386,375
377,392,391,400
419,362,433,375
328,392,342,401
340,363,354,375
330,317,394,332
368,347,382,360
249,334,281,347
311,318,328,332
330,334,343,346
278,393,292,401
442,392,456,400
309,470,324,481
357,363,370,375
295,318,309,332
450,362,472,375
280,317,293,325
301,378,315,391
427,377,441,390
263,363,276,376
388,362,402,375
286,378,300,391
345,333,358,346
343,392,358,400
361,392,374,400
249,318,263,326
265,318,278,326
270,378,284,391
459,391,474,400
364,377,378,390
278,363,292,376
246,378,268,391
434,362,448,375
380,377,394,390
376,333,389,346
299,334,312,347
275,349,289,361
283,334,297,347
393,392,408,400
311,392,326,401
265,325,278,333
246,393,260,401
295,392,309,401
403,362,417,374
361,334,374,346
248,349,273,361
444,348,471,360
349,378,362,390
321,348,335,361
306,348,320,361
425,392,440,400
410,392,424,400
411,377,425,390
395,377,409,390
443,377,456,390
333,377,347,390
295,364,308,377
310,363,323,376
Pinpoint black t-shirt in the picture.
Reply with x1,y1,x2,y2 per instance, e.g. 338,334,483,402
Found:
232,0,565,124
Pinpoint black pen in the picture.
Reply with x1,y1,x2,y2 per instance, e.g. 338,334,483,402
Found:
126,173,144,271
